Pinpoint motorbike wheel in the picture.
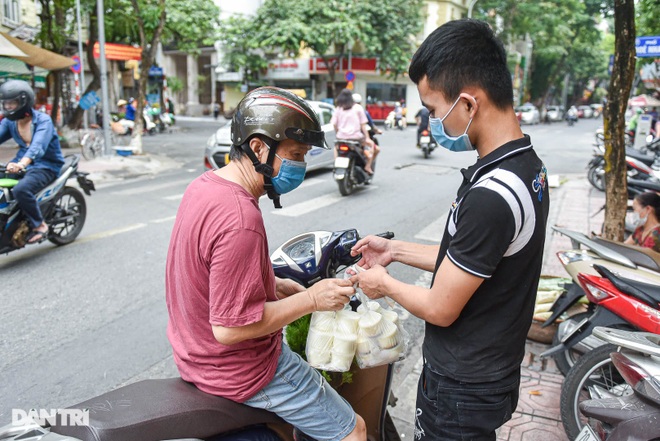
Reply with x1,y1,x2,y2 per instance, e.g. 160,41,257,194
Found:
560,343,627,439
337,160,355,196
587,164,605,191
423,147,430,159
47,186,87,246
551,312,591,376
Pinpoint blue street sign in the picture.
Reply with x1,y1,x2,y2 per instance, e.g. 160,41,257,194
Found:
345,70,355,82
149,66,163,76
635,36,660,58
79,91,100,110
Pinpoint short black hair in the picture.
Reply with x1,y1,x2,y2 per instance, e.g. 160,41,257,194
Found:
409,19,513,110
335,89,355,110
635,191,660,219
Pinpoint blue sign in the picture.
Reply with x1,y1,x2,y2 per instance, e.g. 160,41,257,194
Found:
635,36,660,58
70,55,81,74
345,70,355,82
608,54,614,76
79,91,100,110
149,66,163,76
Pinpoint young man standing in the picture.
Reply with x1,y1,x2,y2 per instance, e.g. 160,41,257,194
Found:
166,87,366,441
350,19,549,439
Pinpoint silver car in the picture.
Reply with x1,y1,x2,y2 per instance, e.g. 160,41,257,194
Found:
204,101,336,171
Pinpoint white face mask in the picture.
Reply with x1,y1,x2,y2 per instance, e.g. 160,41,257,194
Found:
632,210,648,228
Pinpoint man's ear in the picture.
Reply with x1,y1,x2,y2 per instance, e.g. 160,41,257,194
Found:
249,137,267,159
460,92,479,118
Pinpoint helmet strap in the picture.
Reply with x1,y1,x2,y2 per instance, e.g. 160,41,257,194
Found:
239,138,282,209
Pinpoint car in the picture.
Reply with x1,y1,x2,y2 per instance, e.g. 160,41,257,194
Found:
204,100,336,172
546,105,565,122
515,105,540,125
590,103,603,118
578,105,594,119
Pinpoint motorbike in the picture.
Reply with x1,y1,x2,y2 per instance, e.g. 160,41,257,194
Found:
567,113,578,126
417,129,437,159
541,227,660,375
553,264,660,439
587,144,660,192
0,155,95,254
577,327,660,441
333,139,376,196
0,229,401,441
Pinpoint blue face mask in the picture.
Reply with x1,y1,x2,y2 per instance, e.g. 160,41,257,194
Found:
428,96,475,152
270,153,307,194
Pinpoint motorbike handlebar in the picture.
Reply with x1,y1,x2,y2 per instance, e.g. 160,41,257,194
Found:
374,231,395,240
0,164,26,176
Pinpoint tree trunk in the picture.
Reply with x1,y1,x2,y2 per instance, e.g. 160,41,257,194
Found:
602,0,636,241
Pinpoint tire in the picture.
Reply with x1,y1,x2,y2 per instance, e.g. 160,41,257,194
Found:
46,187,87,246
81,131,103,160
337,160,355,196
552,312,591,376
560,343,627,439
423,147,429,159
587,164,605,191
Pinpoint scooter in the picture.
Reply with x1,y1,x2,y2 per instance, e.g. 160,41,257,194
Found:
0,229,401,441
577,327,660,441
555,264,660,439
541,227,660,375
417,129,437,159
587,144,660,192
0,156,95,254
333,139,376,196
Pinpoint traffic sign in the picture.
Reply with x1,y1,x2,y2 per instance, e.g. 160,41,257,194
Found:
79,91,100,110
635,36,660,58
70,55,81,74
345,71,355,82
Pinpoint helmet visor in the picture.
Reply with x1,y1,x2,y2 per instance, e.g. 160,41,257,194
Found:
2,99,19,112
285,127,328,149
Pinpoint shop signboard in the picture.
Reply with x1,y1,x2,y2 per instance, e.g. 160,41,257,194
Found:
263,58,310,80
636,36,660,58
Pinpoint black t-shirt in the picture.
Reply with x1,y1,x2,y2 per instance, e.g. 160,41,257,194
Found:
416,107,430,130
424,135,549,383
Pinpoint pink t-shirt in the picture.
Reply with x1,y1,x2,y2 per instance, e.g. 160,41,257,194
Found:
166,171,281,402
331,103,368,140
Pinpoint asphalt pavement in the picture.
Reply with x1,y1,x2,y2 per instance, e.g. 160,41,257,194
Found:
0,118,605,440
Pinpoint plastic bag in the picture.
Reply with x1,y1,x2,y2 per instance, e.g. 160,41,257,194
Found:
305,309,360,372
349,265,408,369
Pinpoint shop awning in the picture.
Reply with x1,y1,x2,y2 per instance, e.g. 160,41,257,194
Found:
0,32,74,70
629,94,660,107
0,56,48,75
0,34,26,57
93,42,142,61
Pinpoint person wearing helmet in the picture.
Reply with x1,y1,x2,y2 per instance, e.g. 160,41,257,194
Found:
166,87,366,441
332,88,377,174
0,79,64,244
352,93,383,141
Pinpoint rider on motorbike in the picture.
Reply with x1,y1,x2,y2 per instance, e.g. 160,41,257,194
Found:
165,86,366,441
415,105,431,145
352,93,382,142
331,88,377,174
0,79,64,244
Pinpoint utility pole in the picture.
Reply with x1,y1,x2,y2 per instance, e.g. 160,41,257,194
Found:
97,0,112,155
75,0,87,129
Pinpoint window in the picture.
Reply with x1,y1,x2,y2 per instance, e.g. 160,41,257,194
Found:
365,83,406,104
3,0,20,26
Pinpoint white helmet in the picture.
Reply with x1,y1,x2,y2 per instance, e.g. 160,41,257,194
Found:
352,93,362,104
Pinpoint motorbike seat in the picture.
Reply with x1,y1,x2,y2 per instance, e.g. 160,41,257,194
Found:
60,155,79,175
625,147,655,166
0,178,18,188
594,264,660,307
50,378,284,441
592,237,660,272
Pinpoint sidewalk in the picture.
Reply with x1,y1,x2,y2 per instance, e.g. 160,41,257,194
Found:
389,174,606,441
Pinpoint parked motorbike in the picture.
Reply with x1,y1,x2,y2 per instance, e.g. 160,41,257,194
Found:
587,143,660,192
333,139,376,196
577,327,660,441
0,229,401,441
417,129,437,159
555,264,660,438
541,227,660,375
0,155,95,254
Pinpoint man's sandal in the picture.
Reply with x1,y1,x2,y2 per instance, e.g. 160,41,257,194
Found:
26,229,48,244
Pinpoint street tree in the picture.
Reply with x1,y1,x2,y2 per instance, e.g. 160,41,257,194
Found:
254,0,423,100
602,0,636,241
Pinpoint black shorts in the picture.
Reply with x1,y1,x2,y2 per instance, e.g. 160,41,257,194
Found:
414,361,520,441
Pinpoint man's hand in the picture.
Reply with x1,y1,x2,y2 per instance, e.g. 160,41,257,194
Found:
275,277,305,300
350,265,389,299
306,278,355,311
5,162,24,173
350,235,394,269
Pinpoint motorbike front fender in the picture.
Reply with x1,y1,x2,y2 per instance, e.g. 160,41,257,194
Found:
542,283,586,327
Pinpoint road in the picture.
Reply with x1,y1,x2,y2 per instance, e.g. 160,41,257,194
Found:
0,116,602,433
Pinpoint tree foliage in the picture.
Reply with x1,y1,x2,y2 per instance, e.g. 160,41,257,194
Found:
251,0,423,99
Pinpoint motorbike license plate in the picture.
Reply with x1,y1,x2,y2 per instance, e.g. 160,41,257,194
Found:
576,424,599,441
420,136,431,143
334,157,350,168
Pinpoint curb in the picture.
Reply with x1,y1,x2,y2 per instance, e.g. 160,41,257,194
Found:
78,153,182,185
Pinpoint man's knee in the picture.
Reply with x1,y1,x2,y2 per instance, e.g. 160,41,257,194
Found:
342,414,366,441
